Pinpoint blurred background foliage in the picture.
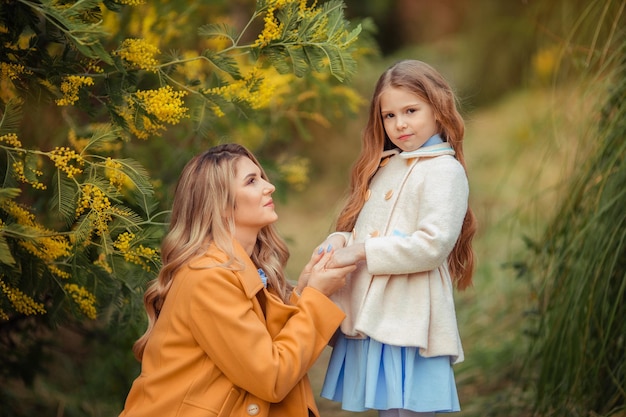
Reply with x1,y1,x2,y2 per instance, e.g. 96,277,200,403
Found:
0,0,624,416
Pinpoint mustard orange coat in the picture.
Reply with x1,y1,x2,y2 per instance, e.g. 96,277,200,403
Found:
119,241,345,417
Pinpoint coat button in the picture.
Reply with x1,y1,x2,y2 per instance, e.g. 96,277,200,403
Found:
365,189,371,201
379,157,390,167
247,403,260,415
384,190,393,200
370,230,379,237
405,157,416,165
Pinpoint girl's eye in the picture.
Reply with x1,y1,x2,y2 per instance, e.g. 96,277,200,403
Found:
407,108,416,114
383,113,394,119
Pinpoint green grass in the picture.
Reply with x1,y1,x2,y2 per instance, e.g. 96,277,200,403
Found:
276,73,595,416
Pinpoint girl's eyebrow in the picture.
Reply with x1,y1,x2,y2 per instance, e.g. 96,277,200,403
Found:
381,102,421,113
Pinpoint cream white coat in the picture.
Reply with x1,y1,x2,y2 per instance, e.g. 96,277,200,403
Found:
331,143,467,363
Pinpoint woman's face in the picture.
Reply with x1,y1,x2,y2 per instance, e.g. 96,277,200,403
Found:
379,86,438,152
233,157,278,237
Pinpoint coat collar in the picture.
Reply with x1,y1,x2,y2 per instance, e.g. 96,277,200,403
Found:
197,239,265,299
398,142,455,159
381,142,455,162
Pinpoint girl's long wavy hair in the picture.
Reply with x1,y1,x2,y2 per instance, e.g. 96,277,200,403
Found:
133,143,291,361
336,59,477,290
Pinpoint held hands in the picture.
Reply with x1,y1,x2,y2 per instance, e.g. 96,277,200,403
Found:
296,245,356,297
325,243,366,269
315,233,365,268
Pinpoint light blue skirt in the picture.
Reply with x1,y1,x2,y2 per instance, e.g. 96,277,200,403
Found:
320,333,460,413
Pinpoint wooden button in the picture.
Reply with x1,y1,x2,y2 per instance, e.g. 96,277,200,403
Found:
365,189,371,201
370,230,379,237
384,190,393,200
405,157,416,165
380,157,390,167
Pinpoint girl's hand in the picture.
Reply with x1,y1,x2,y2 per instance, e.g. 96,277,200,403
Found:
306,248,356,297
326,243,366,269
317,234,348,254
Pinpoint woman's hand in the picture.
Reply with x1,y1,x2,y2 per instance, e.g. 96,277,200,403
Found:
295,245,356,297
295,246,325,293
306,248,356,297
295,234,347,292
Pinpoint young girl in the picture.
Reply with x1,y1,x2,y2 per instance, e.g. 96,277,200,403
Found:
119,143,356,417
319,60,477,416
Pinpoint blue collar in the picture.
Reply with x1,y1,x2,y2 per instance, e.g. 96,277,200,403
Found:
421,134,444,148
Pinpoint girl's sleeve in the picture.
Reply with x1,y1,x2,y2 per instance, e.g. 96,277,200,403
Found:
365,158,469,275
189,269,344,402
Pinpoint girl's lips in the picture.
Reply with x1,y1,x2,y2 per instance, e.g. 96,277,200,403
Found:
397,133,412,141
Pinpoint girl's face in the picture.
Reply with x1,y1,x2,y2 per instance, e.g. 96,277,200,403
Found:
233,157,278,239
379,86,438,152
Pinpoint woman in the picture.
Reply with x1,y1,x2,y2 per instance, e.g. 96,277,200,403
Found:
119,143,356,417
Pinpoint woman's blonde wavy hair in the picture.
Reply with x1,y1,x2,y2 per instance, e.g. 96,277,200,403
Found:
336,59,477,290
133,143,291,360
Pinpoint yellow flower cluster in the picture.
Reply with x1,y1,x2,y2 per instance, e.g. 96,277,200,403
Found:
115,38,160,71
12,161,47,190
278,156,310,191
56,75,94,106
254,6,284,47
0,62,32,80
84,59,104,74
20,235,70,267
0,277,46,317
93,253,112,274
1,201,71,263
1,200,34,224
64,283,97,319
76,183,113,231
104,158,132,192
49,146,84,178
134,86,188,124
205,70,275,112
116,0,146,5
0,133,22,147
121,86,188,139
48,265,71,279
114,232,159,271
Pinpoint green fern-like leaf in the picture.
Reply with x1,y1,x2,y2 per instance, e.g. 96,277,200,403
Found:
36,0,113,63
198,23,239,48
51,172,77,225
0,188,21,202
81,125,123,153
0,234,16,266
202,50,243,80
0,99,23,136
